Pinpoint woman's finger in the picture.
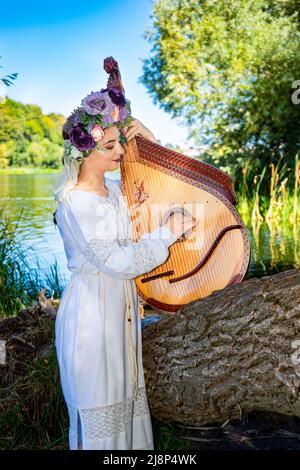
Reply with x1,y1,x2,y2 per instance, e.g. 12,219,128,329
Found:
126,124,139,138
126,129,137,141
122,123,134,134
123,124,136,136
121,127,129,136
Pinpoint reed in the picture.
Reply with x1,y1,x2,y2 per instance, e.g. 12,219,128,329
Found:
251,168,266,227
292,153,300,223
0,200,65,319
236,156,300,275
237,156,300,226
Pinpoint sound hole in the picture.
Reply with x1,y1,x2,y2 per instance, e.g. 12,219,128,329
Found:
161,206,194,242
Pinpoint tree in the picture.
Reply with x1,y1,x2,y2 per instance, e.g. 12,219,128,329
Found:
0,143,9,168
0,98,64,168
140,0,300,188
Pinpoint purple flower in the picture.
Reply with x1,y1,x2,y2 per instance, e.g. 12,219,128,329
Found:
63,107,87,138
108,88,126,107
62,127,70,139
118,106,129,121
69,124,95,152
81,90,114,116
102,112,115,126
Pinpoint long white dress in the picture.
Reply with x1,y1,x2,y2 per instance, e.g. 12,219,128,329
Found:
54,176,179,450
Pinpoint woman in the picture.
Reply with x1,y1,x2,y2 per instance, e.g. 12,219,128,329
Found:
53,86,197,450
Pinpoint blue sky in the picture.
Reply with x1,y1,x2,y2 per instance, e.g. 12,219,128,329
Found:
0,0,191,147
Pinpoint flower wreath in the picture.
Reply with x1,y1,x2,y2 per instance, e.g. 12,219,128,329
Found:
62,87,133,162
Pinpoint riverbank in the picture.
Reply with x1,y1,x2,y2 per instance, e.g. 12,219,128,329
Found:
0,167,61,175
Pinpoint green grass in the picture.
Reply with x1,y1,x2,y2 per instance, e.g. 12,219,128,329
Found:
152,418,191,450
0,340,69,450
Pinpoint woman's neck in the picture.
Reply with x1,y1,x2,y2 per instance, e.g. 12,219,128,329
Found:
76,169,107,193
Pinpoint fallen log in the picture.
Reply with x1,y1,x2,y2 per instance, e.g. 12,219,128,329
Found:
142,268,300,427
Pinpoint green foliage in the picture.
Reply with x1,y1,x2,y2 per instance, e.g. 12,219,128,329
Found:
141,0,300,192
0,98,65,169
0,143,9,168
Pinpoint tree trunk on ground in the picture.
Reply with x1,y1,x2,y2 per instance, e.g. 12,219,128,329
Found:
142,268,300,427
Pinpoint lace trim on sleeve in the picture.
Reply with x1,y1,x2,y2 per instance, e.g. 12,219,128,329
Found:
132,241,156,274
83,238,116,271
83,237,158,276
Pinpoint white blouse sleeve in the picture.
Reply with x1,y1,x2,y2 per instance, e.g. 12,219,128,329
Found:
60,192,180,280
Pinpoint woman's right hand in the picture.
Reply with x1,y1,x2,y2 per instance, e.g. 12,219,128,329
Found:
164,212,198,239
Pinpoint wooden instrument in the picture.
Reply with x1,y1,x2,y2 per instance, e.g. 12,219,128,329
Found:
104,57,251,313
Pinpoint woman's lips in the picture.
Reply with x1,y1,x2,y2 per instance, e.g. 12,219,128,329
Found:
113,157,123,162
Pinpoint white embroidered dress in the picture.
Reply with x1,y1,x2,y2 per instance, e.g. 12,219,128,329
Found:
54,176,179,450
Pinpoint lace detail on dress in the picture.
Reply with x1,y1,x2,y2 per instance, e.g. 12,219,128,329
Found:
83,238,115,270
133,385,150,418
83,237,157,276
80,386,150,440
132,241,156,274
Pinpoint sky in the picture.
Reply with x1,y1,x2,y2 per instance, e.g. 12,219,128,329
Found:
0,0,191,147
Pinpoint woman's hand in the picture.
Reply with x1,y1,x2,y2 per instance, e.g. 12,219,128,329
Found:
165,212,199,239
121,118,157,143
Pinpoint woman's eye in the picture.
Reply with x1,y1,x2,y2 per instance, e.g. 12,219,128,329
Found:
106,146,114,150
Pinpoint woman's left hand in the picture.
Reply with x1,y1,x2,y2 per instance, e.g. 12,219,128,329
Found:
121,118,157,143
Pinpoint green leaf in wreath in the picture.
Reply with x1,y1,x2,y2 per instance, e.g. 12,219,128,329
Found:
119,133,128,145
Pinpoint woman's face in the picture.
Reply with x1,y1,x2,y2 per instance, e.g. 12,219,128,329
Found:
86,125,125,172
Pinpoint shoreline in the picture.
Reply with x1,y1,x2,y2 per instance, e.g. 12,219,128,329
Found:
0,167,61,175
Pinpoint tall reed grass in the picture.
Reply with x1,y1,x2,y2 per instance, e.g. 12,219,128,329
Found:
238,154,300,227
237,154,300,274
0,199,65,319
